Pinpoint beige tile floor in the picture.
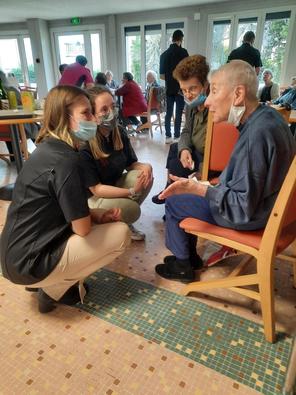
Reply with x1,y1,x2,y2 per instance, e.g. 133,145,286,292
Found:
0,132,295,394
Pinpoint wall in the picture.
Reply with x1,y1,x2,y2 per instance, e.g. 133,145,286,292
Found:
0,0,295,93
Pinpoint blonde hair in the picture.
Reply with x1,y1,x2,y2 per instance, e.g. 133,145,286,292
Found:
87,85,123,160
209,60,258,101
36,85,89,147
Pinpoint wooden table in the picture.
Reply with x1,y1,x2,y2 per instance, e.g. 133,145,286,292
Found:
0,110,43,200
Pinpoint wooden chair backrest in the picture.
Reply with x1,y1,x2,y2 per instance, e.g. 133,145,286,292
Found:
0,124,11,141
260,155,296,258
201,111,239,180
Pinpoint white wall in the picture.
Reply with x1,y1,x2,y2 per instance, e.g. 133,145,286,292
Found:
0,0,295,92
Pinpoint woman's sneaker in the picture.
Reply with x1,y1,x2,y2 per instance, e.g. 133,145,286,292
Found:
129,224,145,241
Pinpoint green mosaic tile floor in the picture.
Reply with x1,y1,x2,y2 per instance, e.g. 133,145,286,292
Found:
78,268,295,395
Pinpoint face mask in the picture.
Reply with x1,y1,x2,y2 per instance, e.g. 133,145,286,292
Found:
227,102,246,126
99,109,117,130
184,93,207,109
73,120,98,141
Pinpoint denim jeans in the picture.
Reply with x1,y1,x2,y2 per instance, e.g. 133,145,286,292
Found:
165,194,217,260
165,94,185,138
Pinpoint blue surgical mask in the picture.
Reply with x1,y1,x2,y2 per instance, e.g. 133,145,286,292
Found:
73,120,98,141
227,101,246,126
184,93,207,109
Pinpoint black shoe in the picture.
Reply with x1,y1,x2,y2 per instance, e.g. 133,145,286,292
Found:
38,283,89,313
162,215,166,222
155,258,195,283
25,287,39,292
152,192,165,205
163,255,203,270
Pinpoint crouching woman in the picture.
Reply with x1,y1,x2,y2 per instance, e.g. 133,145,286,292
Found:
0,85,130,313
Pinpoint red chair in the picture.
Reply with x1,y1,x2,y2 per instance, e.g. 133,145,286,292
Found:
137,87,164,138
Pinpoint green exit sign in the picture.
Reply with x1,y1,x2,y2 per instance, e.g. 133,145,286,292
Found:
71,17,81,25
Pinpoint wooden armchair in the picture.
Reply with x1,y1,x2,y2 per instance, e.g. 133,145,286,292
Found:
137,87,164,138
179,155,296,343
0,124,29,163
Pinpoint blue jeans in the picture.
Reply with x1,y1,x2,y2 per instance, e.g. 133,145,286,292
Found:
165,194,217,260
165,94,185,138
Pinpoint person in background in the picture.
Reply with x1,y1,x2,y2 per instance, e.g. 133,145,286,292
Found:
227,31,262,75
59,64,68,75
58,55,94,88
272,76,296,109
79,85,153,241
115,72,147,133
257,69,279,103
95,72,108,86
160,29,189,144
152,55,209,204
0,85,130,313
105,70,118,90
155,60,295,283
140,70,160,126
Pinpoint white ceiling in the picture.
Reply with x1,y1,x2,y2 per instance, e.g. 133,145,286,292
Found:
0,0,229,24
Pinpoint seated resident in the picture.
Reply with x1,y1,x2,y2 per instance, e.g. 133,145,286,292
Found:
140,70,160,126
58,55,94,88
257,69,279,103
272,76,296,109
0,85,130,313
152,55,209,204
95,72,107,86
105,70,118,90
115,72,147,132
155,60,296,282
79,85,153,241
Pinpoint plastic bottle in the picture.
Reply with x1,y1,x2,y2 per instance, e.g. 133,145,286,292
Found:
7,90,18,109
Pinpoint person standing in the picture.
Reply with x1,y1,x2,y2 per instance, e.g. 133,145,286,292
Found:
227,31,262,75
58,55,94,88
160,30,189,143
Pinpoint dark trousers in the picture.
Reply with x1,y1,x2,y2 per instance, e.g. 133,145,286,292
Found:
165,194,217,260
166,142,203,177
165,94,185,138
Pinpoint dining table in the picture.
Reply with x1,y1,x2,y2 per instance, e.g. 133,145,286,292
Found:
0,109,43,200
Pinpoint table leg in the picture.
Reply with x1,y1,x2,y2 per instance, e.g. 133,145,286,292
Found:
10,124,23,173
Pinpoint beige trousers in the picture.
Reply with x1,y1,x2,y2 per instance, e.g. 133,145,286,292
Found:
88,170,153,224
31,222,130,302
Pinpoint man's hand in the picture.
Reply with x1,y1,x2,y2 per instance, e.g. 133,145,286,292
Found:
180,150,194,169
159,175,208,199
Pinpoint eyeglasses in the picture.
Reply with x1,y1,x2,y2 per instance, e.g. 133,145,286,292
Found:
179,86,201,96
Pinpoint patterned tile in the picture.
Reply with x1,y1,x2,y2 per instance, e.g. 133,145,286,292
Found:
79,269,295,395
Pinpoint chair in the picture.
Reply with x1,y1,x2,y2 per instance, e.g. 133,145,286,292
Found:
201,111,239,183
179,155,296,343
137,87,164,138
0,124,29,162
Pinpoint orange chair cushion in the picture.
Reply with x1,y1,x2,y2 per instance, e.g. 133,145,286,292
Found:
180,218,296,253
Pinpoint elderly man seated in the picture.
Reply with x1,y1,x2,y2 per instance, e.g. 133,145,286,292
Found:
155,60,296,282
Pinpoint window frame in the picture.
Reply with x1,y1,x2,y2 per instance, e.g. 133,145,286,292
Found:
121,18,188,88
50,24,107,83
206,5,296,85
0,30,33,86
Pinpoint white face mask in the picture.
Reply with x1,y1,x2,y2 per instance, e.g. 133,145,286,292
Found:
227,101,246,126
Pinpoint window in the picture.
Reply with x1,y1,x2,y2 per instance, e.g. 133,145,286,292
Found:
145,25,161,79
261,11,291,83
211,20,231,70
236,18,257,47
125,26,141,84
0,35,35,86
123,20,185,88
51,25,106,81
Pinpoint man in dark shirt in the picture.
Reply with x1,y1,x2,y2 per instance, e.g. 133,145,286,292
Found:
160,30,189,143
227,31,262,75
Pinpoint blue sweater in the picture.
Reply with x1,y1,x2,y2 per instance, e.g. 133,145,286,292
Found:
206,105,296,230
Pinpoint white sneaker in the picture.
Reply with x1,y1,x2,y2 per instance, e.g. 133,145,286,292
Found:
173,137,180,143
165,137,173,144
129,224,145,241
